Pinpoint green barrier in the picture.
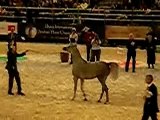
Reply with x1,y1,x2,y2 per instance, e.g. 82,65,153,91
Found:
0,56,27,61
156,45,160,53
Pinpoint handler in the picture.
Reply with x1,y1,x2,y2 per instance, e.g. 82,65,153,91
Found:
5,41,28,95
125,33,137,72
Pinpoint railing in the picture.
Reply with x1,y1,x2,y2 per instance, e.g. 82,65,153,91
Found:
1,6,160,45
1,6,160,24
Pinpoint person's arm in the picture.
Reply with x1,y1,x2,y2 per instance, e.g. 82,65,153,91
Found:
7,33,11,42
153,41,157,50
134,41,137,49
16,50,29,57
151,85,158,99
69,34,71,43
126,41,130,49
75,34,78,43
91,39,94,45
95,34,101,45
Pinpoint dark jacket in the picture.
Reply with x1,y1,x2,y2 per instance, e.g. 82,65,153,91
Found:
145,33,156,64
126,39,137,54
5,50,26,70
144,83,159,113
8,32,17,42
145,39,156,51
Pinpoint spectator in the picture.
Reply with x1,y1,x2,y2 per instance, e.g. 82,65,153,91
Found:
143,0,155,9
77,0,89,9
89,0,98,8
52,0,58,7
0,0,9,6
0,6,7,16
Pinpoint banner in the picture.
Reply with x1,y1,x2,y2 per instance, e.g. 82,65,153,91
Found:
105,25,151,41
0,22,17,35
19,19,105,43
21,20,84,42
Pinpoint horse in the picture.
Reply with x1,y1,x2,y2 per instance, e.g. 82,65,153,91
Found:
63,44,118,104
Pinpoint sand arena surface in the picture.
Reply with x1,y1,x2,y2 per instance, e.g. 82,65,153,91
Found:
0,42,160,120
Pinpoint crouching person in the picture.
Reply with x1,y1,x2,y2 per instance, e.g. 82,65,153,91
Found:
5,42,28,96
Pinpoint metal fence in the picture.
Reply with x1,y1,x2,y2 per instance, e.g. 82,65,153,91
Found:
1,6,160,45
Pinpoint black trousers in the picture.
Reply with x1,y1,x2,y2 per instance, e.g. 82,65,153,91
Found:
7,68,22,93
125,51,136,72
147,49,155,65
86,45,92,61
90,49,101,62
142,112,158,120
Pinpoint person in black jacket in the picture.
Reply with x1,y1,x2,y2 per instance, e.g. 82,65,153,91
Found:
142,74,159,120
5,41,28,96
125,33,137,72
145,32,156,69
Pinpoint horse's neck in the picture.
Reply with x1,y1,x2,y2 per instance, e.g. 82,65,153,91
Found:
72,48,86,63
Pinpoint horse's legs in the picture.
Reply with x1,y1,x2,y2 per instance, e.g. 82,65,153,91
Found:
80,79,87,101
104,84,109,104
98,84,105,103
97,78,105,103
98,77,109,104
72,76,78,100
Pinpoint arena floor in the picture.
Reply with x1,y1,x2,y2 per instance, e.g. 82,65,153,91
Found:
0,42,160,120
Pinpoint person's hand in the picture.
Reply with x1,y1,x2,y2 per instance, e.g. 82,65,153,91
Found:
25,50,29,53
143,95,147,100
144,90,153,98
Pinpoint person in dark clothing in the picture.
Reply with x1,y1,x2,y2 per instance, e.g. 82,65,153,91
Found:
125,33,137,72
82,27,96,61
145,32,156,69
142,74,159,120
143,0,155,9
5,42,28,96
7,27,18,51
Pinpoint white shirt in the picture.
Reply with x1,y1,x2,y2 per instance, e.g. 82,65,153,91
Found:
69,32,78,44
91,38,101,50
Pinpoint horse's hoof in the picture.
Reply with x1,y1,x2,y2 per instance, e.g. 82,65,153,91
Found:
97,100,101,103
104,101,110,104
84,98,88,101
71,98,75,101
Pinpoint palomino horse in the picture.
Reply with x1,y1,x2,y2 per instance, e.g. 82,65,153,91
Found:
63,44,118,104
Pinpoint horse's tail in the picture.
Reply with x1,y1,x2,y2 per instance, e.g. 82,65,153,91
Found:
109,62,119,80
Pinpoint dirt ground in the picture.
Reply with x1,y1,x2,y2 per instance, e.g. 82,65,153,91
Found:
0,42,160,120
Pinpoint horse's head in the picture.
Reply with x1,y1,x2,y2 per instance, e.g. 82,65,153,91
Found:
63,44,77,53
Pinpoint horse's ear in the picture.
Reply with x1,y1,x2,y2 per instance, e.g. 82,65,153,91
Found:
63,47,67,51
69,43,77,47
